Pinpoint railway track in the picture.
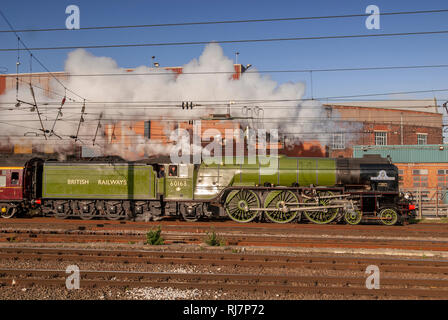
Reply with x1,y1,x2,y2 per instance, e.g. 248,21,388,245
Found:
1,247,448,274
2,268,448,298
1,247,448,298
2,217,448,236
2,225,448,251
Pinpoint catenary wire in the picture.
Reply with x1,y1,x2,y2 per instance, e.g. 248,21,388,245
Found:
2,30,448,52
1,9,447,33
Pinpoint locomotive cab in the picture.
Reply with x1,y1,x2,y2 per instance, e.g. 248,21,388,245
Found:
164,163,195,200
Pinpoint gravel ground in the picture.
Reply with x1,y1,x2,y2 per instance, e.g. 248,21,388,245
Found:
0,285,426,300
0,242,447,300
1,256,447,281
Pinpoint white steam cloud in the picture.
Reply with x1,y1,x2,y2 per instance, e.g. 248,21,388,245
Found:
0,43,350,160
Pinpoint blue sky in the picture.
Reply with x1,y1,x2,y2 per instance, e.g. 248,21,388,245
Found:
1,0,448,101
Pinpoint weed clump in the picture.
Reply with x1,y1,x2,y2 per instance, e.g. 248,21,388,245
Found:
145,226,164,245
204,228,225,246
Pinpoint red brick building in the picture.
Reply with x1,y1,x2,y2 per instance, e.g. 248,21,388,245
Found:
326,100,443,158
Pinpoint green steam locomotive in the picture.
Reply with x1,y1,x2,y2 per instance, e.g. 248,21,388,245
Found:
0,155,415,225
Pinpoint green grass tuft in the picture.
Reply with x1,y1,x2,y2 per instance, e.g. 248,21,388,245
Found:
145,226,164,245
204,228,225,246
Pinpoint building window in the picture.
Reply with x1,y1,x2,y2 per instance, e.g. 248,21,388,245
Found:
417,133,427,145
144,121,151,139
437,169,448,188
413,169,428,188
374,131,387,145
331,133,345,149
398,169,404,185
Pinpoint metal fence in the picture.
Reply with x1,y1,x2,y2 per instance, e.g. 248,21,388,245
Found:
403,188,448,219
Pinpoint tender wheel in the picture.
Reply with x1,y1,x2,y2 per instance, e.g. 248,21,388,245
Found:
78,201,96,220
55,202,70,219
225,190,260,223
264,190,299,223
304,191,339,225
0,204,17,219
106,202,125,220
379,208,398,226
344,209,362,225
55,211,69,219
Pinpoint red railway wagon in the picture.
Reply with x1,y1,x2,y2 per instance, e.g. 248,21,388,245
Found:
0,157,43,218
0,165,24,218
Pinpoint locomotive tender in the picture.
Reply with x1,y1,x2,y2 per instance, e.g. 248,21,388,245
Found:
0,154,415,225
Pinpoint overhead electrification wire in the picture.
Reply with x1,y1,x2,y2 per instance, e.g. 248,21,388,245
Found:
1,87,446,105
0,9,90,143
11,63,448,78
2,30,448,51
0,9,447,33
0,9,86,102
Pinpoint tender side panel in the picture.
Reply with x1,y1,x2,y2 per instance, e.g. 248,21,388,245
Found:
42,163,156,200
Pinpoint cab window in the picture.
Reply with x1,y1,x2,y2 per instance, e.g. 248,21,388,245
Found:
168,165,178,177
0,176,5,187
158,166,165,178
11,172,19,185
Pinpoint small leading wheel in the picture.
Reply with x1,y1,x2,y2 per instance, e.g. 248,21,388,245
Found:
225,190,260,223
264,190,299,223
379,208,398,226
303,191,339,224
0,204,16,219
344,209,362,225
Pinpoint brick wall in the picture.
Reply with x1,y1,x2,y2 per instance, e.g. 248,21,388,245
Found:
396,163,448,190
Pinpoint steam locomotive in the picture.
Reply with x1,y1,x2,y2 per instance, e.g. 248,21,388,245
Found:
0,154,415,225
